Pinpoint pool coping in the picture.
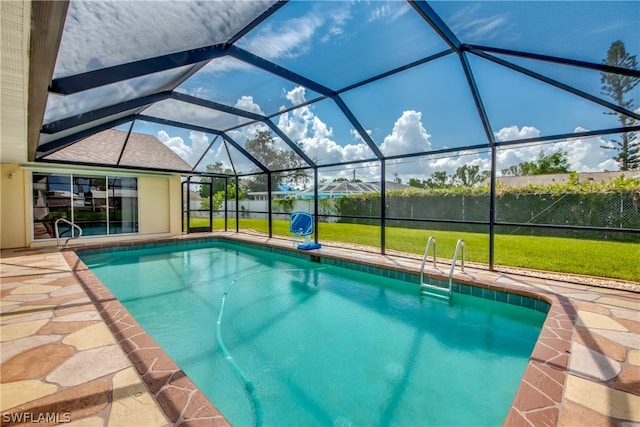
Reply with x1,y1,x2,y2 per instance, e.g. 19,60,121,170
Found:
2,231,639,426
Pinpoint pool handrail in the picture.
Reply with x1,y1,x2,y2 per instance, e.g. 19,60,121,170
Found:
419,236,437,284
55,218,82,248
420,236,451,301
448,239,465,298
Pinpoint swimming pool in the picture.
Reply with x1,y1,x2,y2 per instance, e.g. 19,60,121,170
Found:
79,240,547,426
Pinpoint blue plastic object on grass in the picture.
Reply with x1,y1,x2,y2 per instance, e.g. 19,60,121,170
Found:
290,212,321,250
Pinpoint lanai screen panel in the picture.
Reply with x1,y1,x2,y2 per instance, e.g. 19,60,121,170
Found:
38,109,140,150
341,54,489,155
193,136,234,175
273,98,379,166
142,99,254,133
36,0,639,175
43,65,195,125
124,120,214,171
53,0,276,78
225,122,311,173
469,55,627,142
493,55,640,119
236,0,451,90
429,1,639,65
177,57,324,117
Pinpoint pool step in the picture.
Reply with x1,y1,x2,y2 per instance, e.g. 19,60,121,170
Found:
420,283,450,300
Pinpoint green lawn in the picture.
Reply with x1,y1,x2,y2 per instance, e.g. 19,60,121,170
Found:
200,218,639,282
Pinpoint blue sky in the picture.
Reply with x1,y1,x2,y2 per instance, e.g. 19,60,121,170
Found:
48,0,640,183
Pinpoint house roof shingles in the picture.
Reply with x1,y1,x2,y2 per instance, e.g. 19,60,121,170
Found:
44,129,193,172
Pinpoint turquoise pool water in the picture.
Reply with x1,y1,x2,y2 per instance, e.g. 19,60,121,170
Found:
80,241,546,427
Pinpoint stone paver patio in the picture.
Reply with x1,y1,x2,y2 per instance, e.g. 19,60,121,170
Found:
1,232,638,426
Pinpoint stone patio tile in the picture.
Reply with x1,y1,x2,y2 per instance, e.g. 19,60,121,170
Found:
1,343,75,382
0,306,20,316
53,303,97,317
0,280,26,290
6,304,56,315
575,311,628,331
609,364,640,395
564,374,640,422
3,293,49,302
108,367,170,426
0,379,58,412
23,277,59,285
0,335,62,364
63,322,117,350
573,327,627,362
502,408,530,426
10,284,61,295
510,380,556,412
562,293,600,302
629,350,640,366
616,317,640,335
23,293,91,308
559,398,616,427
39,320,101,335
66,415,106,426
610,308,640,322
522,362,564,402
46,345,130,387
571,299,612,315
568,342,621,382
592,329,640,350
0,319,49,342
597,296,640,311
50,285,85,297
523,406,559,427
155,385,192,423
1,310,52,325
63,296,93,306
53,311,102,322
182,389,227,421
2,378,111,423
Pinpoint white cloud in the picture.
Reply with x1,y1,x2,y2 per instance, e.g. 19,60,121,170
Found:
494,125,540,142
285,86,308,106
240,15,324,60
494,125,620,174
447,4,512,42
276,100,372,166
387,150,491,185
55,1,273,77
368,2,411,23
235,96,265,115
157,130,211,166
380,111,432,156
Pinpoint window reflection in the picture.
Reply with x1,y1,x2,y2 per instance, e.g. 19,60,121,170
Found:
32,173,138,240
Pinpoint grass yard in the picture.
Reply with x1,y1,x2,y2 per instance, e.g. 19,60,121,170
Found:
201,218,638,282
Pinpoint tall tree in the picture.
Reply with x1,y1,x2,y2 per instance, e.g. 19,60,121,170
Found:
452,164,489,186
425,171,450,188
244,130,311,192
199,162,231,199
601,40,639,170
501,150,571,176
196,162,242,210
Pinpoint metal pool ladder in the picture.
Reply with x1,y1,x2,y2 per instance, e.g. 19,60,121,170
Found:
447,239,465,298
55,218,82,248
419,236,447,301
420,238,465,303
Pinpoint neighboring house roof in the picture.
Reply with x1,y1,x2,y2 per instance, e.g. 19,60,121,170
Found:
490,171,638,187
295,180,410,198
44,129,193,172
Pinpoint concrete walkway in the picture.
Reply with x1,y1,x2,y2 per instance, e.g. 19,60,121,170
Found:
1,233,638,426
